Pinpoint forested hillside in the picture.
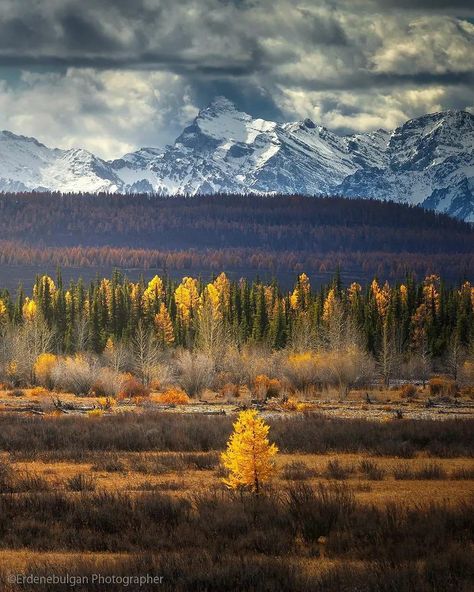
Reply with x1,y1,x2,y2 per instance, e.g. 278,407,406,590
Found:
0,193,472,284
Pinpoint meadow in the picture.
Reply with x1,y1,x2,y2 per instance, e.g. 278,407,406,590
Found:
0,405,472,591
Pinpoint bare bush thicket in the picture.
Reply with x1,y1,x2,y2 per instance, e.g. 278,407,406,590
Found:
51,354,99,395
400,348,431,386
324,347,375,399
91,367,125,397
176,350,215,397
221,346,278,388
283,352,325,391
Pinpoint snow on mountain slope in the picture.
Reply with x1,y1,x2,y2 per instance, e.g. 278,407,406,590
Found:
0,130,59,191
340,110,474,221
0,98,472,221
121,97,390,196
0,131,123,193
41,149,122,193
109,147,165,193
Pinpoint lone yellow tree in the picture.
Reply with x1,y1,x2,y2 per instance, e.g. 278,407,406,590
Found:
221,410,278,494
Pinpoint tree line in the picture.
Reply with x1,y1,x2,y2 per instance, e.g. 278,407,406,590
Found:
0,270,471,361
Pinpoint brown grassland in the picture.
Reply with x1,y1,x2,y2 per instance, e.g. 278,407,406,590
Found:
0,386,473,591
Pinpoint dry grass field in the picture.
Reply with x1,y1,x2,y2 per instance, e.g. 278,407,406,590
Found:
0,388,473,591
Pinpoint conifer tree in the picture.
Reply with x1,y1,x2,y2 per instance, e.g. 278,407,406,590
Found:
221,410,278,494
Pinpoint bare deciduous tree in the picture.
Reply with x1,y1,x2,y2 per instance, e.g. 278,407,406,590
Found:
8,314,53,384
103,338,129,373
445,336,465,382
377,323,401,388
132,322,161,386
195,297,230,363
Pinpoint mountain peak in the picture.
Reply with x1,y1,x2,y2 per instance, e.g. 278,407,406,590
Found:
0,103,472,222
204,96,239,113
0,129,49,149
400,109,474,130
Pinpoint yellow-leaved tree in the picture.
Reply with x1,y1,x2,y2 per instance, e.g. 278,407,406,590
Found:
221,410,278,494
34,353,57,388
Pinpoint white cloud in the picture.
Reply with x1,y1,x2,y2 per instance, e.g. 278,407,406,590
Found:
372,17,474,75
0,69,198,158
0,0,472,151
276,85,474,133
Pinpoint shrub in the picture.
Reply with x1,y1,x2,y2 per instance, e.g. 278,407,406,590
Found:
29,386,48,397
33,353,57,388
282,461,317,481
253,374,270,399
118,374,149,399
359,459,385,480
459,385,474,398
0,458,13,491
91,454,126,473
285,482,356,542
90,368,124,397
152,388,190,405
400,384,418,399
181,452,220,470
324,459,354,480
87,409,103,418
429,376,457,397
459,360,474,386
282,397,311,412
97,397,117,410
416,462,447,480
67,473,97,492
219,382,241,399
284,352,323,390
13,470,50,492
51,354,98,395
451,467,474,480
7,388,24,397
393,463,415,480
252,375,283,399
393,462,447,480
176,351,215,397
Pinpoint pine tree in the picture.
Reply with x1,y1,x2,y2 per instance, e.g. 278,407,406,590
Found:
252,285,268,343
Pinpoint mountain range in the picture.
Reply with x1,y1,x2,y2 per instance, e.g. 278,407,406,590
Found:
0,96,473,221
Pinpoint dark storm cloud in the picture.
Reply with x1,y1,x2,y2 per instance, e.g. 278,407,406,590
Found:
371,0,474,10
0,0,471,88
0,0,472,157
0,0,347,71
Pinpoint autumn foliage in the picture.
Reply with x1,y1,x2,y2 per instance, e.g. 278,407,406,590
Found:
33,353,57,388
221,410,278,494
152,388,190,405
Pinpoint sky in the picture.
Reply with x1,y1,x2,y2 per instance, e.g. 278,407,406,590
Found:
0,0,473,159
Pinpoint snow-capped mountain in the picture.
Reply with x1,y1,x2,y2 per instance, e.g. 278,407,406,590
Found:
0,97,473,221
0,131,121,193
339,110,474,221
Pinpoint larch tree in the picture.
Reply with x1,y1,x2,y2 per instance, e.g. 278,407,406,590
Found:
154,302,175,347
221,410,278,495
